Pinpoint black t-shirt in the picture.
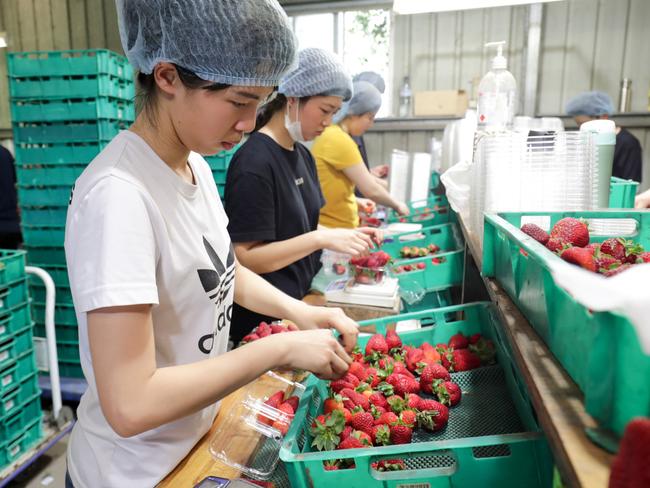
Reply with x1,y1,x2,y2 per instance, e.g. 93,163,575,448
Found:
225,132,325,342
613,128,642,182
0,145,20,234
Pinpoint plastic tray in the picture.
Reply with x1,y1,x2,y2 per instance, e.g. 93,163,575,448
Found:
17,186,72,207
54,341,79,362
0,302,32,344
203,144,240,171
609,176,638,209
20,207,68,227
0,250,26,287
13,120,127,144
11,97,135,123
0,416,42,469
21,226,65,248
211,168,227,186
32,301,75,326
30,284,72,303
482,210,650,437
28,266,69,289
0,373,39,418
386,196,454,227
0,393,42,441
15,142,106,164
280,302,552,488
8,50,132,79
0,279,29,312
57,359,83,378
34,323,77,342
16,165,85,188
0,351,38,397
0,327,34,371
9,74,134,100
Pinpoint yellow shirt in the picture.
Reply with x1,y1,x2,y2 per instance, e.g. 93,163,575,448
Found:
311,124,363,229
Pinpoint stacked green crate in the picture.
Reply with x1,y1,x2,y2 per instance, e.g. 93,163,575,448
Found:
8,50,135,378
204,143,241,200
0,250,43,468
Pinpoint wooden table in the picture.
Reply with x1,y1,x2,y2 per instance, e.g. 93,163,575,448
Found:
458,217,613,488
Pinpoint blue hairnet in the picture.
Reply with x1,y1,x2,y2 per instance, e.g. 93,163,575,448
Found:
278,48,353,101
353,71,386,94
116,0,297,87
334,81,382,123
565,91,614,116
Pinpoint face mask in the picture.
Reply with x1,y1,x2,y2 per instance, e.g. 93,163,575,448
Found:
284,100,306,143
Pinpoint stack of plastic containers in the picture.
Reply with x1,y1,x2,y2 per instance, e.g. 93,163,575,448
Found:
470,130,598,243
204,144,241,201
0,250,42,468
8,50,135,378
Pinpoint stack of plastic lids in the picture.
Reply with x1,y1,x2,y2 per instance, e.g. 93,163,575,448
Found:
470,130,598,244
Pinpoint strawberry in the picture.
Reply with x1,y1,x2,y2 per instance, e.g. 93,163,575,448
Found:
623,241,645,264
374,411,399,426
419,364,451,393
333,264,346,275
350,411,374,434
609,418,650,488
431,257,443,265
330,378,355,393
387,374,420,396
520,223,550,245
444,349,481,372
585,242,601,255
366,367,381,387
338,436,365,450
403,264,413,272
434,381,461,407
392,362,414,378
341,408,352,424
640,252,650,263
420,343,441,363
385,329,402,350
596,255,621,273
416,262,426,270
389,422,413,444
343,373,360,387
323,460,340,471
284,396,299,412
386,395,407,414
545,237,567,254
278,402,295,417
448,332,469,349
365,334,389,356
561,247,597,272
600,238,627,260
604,263,633,277
348,361,369,382
369,404,386,419
264,390,285,409
324,394,345,415
256,322,272,338
368,392,389,410
405,348,425,372
405,393,423,410
340,388,370,411
400,409,417,427
469,338,497,365
550,217,589,247
241,333,260,343
372,459,406,472
340,425,353,440
272,418,290,435
270,324,287,334
355,430,373,446
428,243,440,253
469,334,482,345
416,400,449,432
310,410,346,451
371,424,391,446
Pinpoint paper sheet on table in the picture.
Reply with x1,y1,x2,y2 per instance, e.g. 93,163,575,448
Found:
548,259,650,354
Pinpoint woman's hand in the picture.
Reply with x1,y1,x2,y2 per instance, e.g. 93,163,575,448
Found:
635,189,650,209
357,197,376,215
286,303,359,353
318,228,373,256
396,201,411,216
357,226,383,246
371,164,389,178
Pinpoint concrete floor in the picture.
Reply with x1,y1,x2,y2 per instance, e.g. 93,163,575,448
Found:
8,438,68,488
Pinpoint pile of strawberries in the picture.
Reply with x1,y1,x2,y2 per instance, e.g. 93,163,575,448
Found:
392,256,445,274
258,390,300,435
399,244,441,259
309,329,496,454
241,321,293,345
521,217,650,276
350,251,392,284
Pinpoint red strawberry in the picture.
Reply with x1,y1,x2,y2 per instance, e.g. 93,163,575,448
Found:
520,223,550,245
310,410,346,451
416,262,426,270
600,238,627,260
264,390,285,409
272,419,290,435
392,362,414,378
348,361,369,382
596,255,622,274
330,378,355,394
365,334,389,356
405,393,423,410
324,395,345,414
241,333,260,343
417,400,449,431
256,322,272,337
469,333,482,345
284,396,299,412
469,338,497,364
270,324,287,334
546,237,567,254
355,430,373,446
400,409,417,427
419,364,451,394
434,381,461,407
561,247,597,272
333,264,346,275
386,395,406,414
366,367,381,387
323,460,340,471
420,343,441,363
374,411,399,426
338,436,365,450
372,459,406,472
640,252,650,263
340,388,370,411
431,257,443,265
371,424,391,446
343,373,360,387
444,349,481,372
550,217,589,247
604,263,633,277
351,411,374,434
369,404,386,419
341,408,352,424
278,402,296,416
585,243,600,255
340,425,353,440
368,392,389,410
389,422,413,444
387,374,420,396
448,332,469,349
609,418,650,488
385,329,402,350
405,348,425,372
428,243,440,253
403,264,413,272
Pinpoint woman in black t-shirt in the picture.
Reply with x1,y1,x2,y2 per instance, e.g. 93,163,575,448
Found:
225,48,382,343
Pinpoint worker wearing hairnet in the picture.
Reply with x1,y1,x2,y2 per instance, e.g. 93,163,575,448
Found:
64,4,359,487
312,80,410,229
224,48,382,344
566,91,642,182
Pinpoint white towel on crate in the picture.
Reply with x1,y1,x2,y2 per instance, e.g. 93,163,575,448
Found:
548,260,650,354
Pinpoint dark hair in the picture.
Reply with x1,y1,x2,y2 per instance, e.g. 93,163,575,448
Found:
254,93,313,132
136,64,230,123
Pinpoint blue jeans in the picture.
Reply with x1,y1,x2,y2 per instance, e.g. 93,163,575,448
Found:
65,469,75,488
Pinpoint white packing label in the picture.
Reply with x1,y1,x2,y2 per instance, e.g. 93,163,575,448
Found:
4,399,13,412
2,374,12,387
0,350,8,363
0,326,5,335
10,444,20,457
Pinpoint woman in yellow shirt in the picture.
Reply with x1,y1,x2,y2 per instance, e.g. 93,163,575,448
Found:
312,80,409,229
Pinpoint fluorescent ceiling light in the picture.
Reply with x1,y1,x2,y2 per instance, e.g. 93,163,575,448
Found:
393,0,562,15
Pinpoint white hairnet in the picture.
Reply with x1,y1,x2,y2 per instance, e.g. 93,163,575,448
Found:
115,0,297,86
353,71,386,94
565,91,614,117
333,80,382,123
278,48,352,101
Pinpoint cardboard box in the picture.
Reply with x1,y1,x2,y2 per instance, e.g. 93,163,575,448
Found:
414,90,468,117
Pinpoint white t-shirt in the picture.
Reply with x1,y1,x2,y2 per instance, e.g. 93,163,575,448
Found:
64,131,235,487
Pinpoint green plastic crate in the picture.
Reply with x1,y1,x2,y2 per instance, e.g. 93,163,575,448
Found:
0,416,42,469
20,208,68,226
0,250,26,286
32,301,76,326
24,247,66,267
34,323,77,342
11,97,135,123
402,288,453,314
393,250,464,293
430,171,441,190
386,196,453,226
0,279,29,312
17,165,85,187
280,302,552,488
8,50,131,79
13,120,128,144
0,373,39,418
57,359,83,378
482,210,650,437
212,168,227,186
15,142,106,164
1,351,38,390
9,74,134,100
609,176,638,209
381,222,463,258
0,327,35,374
30,284,72,303
0,393,42,440
27,266,69,289
55,341,79,362
17,186,72,207
21,226,65,248
217,185,225,199
203,144,240,171
0,302,32,344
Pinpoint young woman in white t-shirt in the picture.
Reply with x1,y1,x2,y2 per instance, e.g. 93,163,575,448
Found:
63,2,358,487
